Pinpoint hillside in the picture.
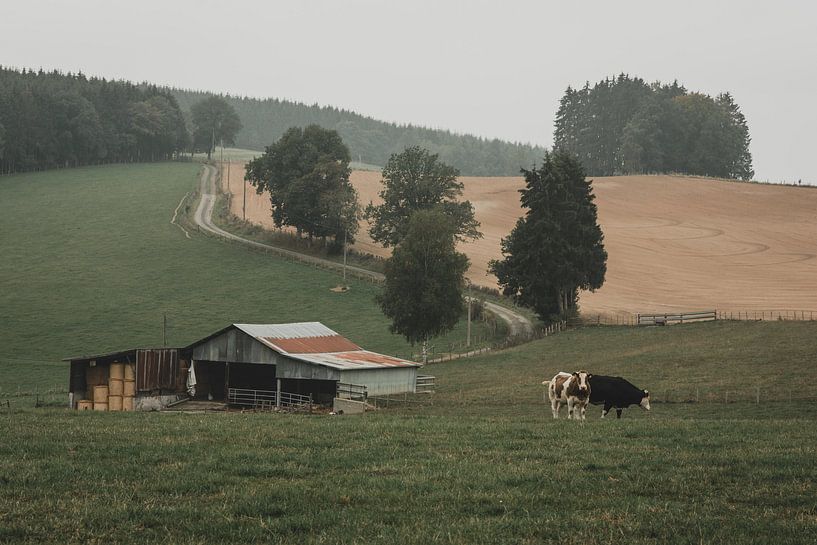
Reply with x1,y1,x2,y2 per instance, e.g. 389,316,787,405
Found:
171,89,544,176
0,164,488,395
224,165,817,316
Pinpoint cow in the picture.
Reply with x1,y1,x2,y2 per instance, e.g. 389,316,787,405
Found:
588,375,651,418
544,370,592,422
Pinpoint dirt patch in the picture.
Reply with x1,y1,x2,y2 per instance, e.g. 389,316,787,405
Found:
219,163,817,315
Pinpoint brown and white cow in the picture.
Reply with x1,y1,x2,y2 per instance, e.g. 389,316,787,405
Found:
544,370,592,422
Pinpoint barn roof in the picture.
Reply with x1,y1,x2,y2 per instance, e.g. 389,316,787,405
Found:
191,322,422,370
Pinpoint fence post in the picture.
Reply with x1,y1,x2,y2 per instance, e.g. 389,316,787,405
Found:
696,388,699,403
725,391,729,404
756,387,760,404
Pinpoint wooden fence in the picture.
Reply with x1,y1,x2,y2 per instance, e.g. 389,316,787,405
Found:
637,310,716,326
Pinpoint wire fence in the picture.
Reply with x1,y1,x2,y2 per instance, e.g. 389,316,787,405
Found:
650,386,817,404
580,309,817,326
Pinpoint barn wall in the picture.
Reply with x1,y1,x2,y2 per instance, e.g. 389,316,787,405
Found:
340,367,417,396
277,357,340,381
137,349,179,392
192,329,280,365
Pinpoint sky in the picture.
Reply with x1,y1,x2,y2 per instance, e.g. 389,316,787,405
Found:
1,0,815,183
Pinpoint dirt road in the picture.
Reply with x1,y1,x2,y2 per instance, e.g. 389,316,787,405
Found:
193,165,535,338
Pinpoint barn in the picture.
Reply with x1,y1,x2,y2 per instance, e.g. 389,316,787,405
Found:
65,322,423,411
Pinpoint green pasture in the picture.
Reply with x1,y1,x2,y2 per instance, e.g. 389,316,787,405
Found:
1,315,816,543
0,163,495,399
0,404,815,544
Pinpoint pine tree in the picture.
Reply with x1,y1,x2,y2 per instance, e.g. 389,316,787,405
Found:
489,151,607,323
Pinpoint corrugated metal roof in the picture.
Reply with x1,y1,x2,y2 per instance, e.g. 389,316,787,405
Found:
234,322,337,340
231,322,421,370
262,335,361,354
285,350,419,370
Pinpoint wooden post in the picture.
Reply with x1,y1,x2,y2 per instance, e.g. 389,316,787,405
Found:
276,378,281,408
695,388,699,403
756,387,760,404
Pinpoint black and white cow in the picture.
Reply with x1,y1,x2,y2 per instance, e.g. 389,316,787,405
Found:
588,375,650,418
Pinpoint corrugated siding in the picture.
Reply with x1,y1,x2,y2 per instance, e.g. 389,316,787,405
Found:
192,329,280,365
340,367,417,396
137,349,179,391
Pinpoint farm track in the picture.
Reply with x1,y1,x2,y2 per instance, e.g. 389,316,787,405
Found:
192,165,535,340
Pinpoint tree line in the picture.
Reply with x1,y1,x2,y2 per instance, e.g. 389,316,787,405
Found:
0,67,190,174
172,88,544,176
554,74,754,180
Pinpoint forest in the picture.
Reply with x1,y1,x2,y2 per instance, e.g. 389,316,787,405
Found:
0,67,188,174
553,74,754,180
172,89,544,176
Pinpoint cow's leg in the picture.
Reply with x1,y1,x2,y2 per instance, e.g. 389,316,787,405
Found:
616,408,623,419
580,402,587,422
602,401,613,418
566,398,574,420
550,397,560,419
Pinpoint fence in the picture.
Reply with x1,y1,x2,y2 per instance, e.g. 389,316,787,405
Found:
227,388,312,411
336,382,367,402
415,375,436,394
581,309,817,326
649,386,817,404
717,310,816,321
637,310,716,326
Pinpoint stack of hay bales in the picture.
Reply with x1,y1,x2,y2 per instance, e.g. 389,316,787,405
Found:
108,363,123,411
78,362,137,411
123,363,136,411
85,364,108,411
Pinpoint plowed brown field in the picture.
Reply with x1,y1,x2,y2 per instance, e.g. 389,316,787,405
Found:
221,163,817,316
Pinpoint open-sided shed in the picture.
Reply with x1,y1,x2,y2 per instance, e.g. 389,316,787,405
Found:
187,322,421,404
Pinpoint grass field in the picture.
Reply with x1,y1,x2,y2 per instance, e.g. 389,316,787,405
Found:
1,321,816,544
2,162,816,544
0,163,497,399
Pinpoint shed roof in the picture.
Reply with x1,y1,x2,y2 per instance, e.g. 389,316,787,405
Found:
209,322,421,370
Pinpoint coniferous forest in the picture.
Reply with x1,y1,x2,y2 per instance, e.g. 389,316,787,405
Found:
172,89,545,176
554,74,754,180
0,67,189,174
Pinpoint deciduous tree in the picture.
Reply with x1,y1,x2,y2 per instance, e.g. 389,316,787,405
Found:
364,146,481,247
191,96,241,160
245,125,358,244
378,209,469,361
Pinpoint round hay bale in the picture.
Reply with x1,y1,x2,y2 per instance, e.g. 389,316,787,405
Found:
108,378,123,396
108,395,123,411
93,385,109,403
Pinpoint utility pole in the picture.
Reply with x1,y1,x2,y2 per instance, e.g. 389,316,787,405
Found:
466,280,472,347
227,158,230,191
343,228,348,284
162,313,167,347
210,126,215,161
243,174,246,220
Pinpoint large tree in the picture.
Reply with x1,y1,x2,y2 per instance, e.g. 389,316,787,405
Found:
191,95,241,160
378,209,469,362
489,151,607,323
364,146,481,248
245,125,358,245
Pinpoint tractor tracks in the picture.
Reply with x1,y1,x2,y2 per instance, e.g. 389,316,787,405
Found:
191,164,535,340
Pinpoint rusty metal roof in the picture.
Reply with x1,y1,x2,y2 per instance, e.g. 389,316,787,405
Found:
232,322,421,370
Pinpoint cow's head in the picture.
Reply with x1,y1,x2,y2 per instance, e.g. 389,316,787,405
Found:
640,390,651,411
573,370,591,394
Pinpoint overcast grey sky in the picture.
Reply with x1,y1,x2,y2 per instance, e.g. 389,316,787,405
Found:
2,0,815,183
